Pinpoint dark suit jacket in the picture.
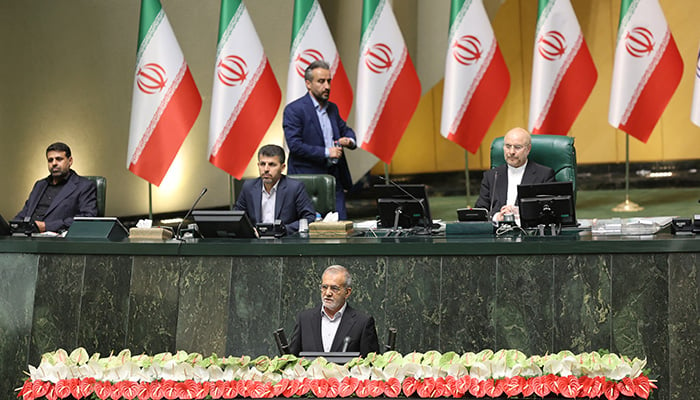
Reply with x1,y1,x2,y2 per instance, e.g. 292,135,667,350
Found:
14,170,98,232
234,175,315,234
474,161,555,217
283,93,356,190
288,303,380,357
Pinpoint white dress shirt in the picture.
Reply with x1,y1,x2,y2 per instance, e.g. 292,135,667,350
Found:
320,303,347,352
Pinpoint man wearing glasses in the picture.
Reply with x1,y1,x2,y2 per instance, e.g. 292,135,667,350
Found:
288,265,379,356
475,127,555,221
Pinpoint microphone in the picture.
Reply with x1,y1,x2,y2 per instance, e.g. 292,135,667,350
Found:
384,327,397,353
273,328,290,355
176,187,207,239
378,176,431,235
341,336,351,352
489,171,498,218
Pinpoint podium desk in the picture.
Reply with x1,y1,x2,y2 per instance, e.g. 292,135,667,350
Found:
0,233,697,400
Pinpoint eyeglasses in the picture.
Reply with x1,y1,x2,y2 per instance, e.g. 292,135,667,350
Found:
319,284,345,293
503,144,526,151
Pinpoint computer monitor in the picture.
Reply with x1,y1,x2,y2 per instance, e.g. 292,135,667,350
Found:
374,184,432,231
517,181,577,228
192,210,259,239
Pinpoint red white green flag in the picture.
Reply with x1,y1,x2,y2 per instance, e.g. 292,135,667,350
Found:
528,0,597,135
355,0,421,164
208,0,281,179
286,0,352,120
127,0,202,186
608,0,683,143
690,46,700,127
440,0,510,153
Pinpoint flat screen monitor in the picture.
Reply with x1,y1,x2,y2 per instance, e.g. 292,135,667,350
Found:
374,184,432,230
192,210,259,239
299,351,360,364
517,181,577,228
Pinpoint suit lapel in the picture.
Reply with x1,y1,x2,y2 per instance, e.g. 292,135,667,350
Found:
274,177,287,219
311,307,324,351
252,179,263,222
495,165,509,207
45,173,78,216
331,305,357,351
303,94,325,144
26,180,49,219
521,162,539,185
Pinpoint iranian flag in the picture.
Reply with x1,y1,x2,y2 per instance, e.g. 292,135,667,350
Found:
440,0,510,154
286,0,352,120
355,0,421,164
608,0,682,143
529,0,597,135
691,46,700,127
127,0,202,186
208,0,281,179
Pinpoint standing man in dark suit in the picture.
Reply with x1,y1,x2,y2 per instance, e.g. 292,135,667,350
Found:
235,144,315,235
475,127,555,221
14,142,97,233
283,60,356,220
289,265,379,357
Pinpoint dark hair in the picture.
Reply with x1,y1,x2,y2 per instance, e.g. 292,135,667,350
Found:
304,59,331,82
46,142,71,158
258,144,286,164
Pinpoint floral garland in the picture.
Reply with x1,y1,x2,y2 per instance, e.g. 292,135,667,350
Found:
17,348,656,400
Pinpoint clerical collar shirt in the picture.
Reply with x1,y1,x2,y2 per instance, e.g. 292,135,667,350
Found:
320,302,347,352
260,181,279,224
506,161,528,206
311,95,334,156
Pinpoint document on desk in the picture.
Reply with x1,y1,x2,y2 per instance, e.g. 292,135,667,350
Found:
587,216,674,235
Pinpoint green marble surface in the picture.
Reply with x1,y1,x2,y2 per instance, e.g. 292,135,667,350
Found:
0,236,697,400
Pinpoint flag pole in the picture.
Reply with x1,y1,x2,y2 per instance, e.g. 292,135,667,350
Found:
612,135,643,212
464,150,471,205
148,182,153,220
229,176,236,210
384,163,390,182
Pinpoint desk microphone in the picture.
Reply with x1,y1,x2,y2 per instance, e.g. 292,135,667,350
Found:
176,187,207,239
377,176,431,235
341,336,351,352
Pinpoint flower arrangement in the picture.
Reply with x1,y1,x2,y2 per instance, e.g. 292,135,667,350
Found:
17,348,656,400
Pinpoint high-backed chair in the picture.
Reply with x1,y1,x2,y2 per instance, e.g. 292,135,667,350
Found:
288,174,336,216
490,134,577,197
84,176,107,217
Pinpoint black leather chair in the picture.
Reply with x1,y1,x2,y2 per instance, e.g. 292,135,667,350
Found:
490,134,577,197
288,174,336,216
84,176,106,217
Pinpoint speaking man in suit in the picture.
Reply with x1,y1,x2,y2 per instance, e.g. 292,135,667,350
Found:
474,127,555,221
289,265,379,357
234,144,315,235
14,142,97,233
283,60,356,220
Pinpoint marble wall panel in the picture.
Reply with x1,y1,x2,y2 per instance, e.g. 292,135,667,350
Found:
668,253,698,400
176,256,232,356
29,254,86,363
384,256,442,353
0,254,38,400
440,255,497,353
611,253,669,400
78,255,132,354
127,256,180,354
494,255,554,355
553,254,612,353
228,256,284,357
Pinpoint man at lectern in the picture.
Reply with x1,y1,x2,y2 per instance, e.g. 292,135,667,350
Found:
14,142,97,233
289,265,379,357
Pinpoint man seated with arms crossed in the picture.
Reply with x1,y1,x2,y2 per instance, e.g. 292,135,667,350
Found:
475,127,555,222
289,265,379,357
15,142,97,233
234,144,316,235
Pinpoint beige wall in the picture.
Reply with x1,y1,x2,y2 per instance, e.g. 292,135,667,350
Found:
1,0,697,218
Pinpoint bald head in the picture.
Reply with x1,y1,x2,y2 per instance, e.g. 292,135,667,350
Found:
503,127,531,168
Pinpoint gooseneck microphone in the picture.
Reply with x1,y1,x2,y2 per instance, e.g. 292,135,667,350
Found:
378,176,431,235
341,336,351,352
176,187,208,239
